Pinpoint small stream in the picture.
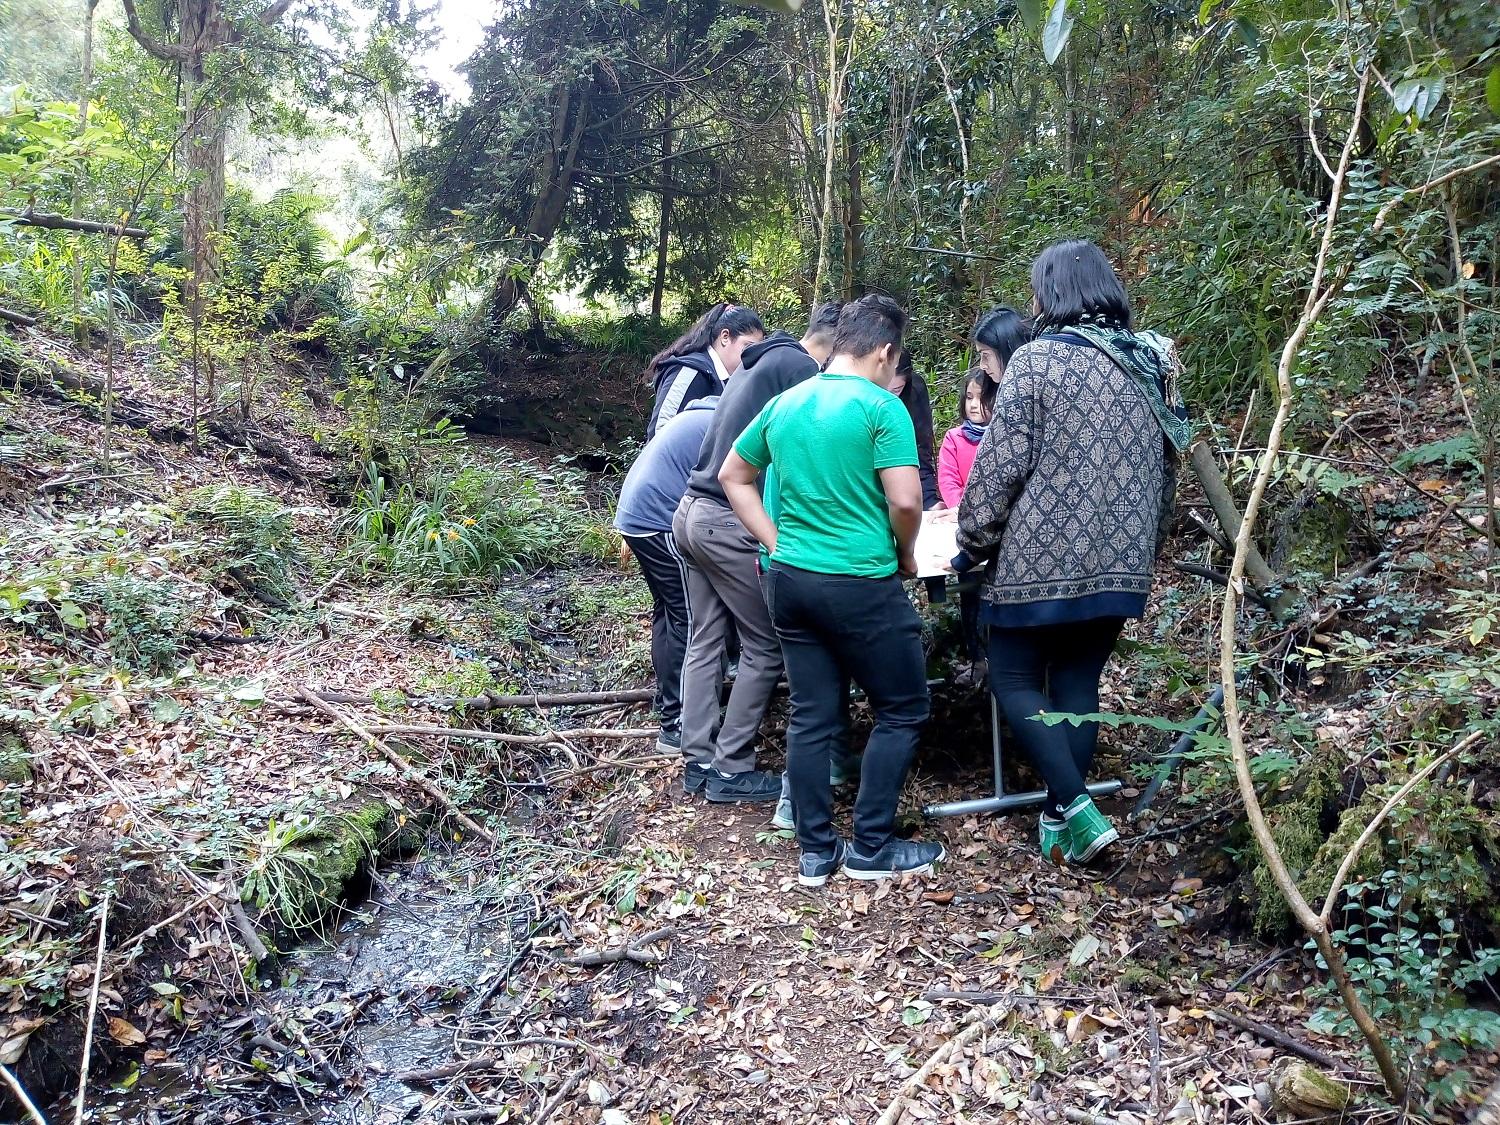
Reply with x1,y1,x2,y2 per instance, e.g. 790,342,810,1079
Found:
99,853,528,1124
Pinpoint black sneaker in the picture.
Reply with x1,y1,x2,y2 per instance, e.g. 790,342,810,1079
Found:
799,838,846,888
683,762,713,795
842,839,945,881
656,727,682,754
705,768,781,803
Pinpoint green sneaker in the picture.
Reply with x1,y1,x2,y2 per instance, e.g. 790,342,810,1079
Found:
1039,814,1070,865
1063,795,1118,864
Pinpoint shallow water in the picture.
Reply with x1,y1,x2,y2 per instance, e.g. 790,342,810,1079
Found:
98,854,525,1124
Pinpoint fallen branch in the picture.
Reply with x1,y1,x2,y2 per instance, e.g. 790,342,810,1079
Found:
366,722,657,745
118,880,225,954
1209,1008,1340,1070
302,687,656,711
560,925,676,967
74,892,111,1125
531,1065,588,1125
1188,440,1301,620
0,306,37,328
0,1064,48,1125
876,1000,1012,1125
298,687,496,845
219,861,271,964
1063,1110,1128,1125
3,208,150,238
395,1037,600,1084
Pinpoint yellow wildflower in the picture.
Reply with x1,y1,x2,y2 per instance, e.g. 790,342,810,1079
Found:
463,517,477,527
446,529,459,540
426,530,439,542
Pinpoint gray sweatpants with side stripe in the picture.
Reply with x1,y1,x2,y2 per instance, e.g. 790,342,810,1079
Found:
671,495,784,773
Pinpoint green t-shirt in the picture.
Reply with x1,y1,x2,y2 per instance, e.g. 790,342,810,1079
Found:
733,372,918,578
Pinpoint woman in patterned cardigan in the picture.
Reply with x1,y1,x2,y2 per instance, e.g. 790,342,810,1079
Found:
955,240,1188,866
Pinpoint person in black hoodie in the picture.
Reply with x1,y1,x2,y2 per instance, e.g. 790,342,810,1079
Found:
890,349,941,509
671,302,841,805
644,303,765,440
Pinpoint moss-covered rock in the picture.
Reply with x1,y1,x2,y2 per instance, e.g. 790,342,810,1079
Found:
245,799,431,935
0,724,32,784
1244,749,1344,937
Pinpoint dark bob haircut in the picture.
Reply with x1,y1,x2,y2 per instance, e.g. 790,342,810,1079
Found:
830,294,907,360
1030,240,1132,331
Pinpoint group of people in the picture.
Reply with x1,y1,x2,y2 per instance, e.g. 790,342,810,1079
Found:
613,239,1187,887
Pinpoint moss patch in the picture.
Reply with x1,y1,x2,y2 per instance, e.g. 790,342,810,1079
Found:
0,725,32,784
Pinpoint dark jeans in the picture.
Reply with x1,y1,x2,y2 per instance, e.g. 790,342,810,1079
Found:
987,617,1124,817
958,576,984,662
622,531,689,730
765,564,930,855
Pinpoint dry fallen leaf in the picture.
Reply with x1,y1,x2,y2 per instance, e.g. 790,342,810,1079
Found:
107,1017,146,1046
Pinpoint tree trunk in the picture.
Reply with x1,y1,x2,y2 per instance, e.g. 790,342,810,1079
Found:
841,121,861,300
651,82,674,323
71,0,98,347
812,0,846,302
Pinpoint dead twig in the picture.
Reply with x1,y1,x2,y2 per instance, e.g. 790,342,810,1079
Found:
298,687,496,845
876,1000,1012,1125
560,925,677,967
395,1037,601,1084
74,891,111,1125
220,861,271,964
531,1065,588,1125
0,1064,48,1125
1064,1110,1129,1125
1209,1008,1340,1070
365,722,658,744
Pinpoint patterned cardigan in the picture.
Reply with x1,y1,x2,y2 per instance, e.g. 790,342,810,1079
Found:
955,336,1175,627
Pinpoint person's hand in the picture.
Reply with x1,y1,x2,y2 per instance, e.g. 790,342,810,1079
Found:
927,507,958,524
897,552,919,579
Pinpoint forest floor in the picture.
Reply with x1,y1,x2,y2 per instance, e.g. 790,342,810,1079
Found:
2,331,1498,1124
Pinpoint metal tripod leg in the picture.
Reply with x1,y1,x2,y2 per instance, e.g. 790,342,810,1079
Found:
923,679,1123,819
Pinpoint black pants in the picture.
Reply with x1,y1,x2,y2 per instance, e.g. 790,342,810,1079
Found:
987,617,1124,817
958,576,984,662
766,564,930,855
623,531,689,731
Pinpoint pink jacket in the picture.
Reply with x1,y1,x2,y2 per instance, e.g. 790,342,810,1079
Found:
938,427,981,508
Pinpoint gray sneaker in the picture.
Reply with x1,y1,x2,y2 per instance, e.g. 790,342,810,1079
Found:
799,838,846,888
656,727,682,755
770,773,793,830
842,839,945,881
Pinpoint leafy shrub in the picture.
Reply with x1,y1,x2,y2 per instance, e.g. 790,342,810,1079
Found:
0,506,214,675
179,484,304,605
341,454,612,585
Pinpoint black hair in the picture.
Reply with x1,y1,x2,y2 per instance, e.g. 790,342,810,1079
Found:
1029,240,1132,331
896,347,914,378
971,305,1032,411
806,301,842,342
830,294,907,360
645,302,765,383
961,366,991,423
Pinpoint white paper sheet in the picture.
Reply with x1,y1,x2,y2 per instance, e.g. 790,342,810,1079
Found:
913,513,958,579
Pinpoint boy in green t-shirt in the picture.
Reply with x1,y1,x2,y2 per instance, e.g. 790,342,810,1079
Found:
720,295,945,886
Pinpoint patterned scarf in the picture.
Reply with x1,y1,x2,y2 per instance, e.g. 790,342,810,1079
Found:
1055,323,1192,452
960,419,988,444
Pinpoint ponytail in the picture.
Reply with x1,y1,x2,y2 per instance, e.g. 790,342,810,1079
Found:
645,302,766,385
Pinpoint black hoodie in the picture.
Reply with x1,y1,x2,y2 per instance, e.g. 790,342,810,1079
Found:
646,350,721,440
683,332,819,507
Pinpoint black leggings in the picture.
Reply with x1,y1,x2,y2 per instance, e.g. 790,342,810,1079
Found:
987,617,1124,817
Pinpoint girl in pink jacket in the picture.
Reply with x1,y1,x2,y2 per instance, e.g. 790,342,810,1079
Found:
937,369,989,508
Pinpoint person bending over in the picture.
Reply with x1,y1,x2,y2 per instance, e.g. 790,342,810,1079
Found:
644,303,764,440
613,397,720,754
888,348,941,510
957,241,1185,867
720,295,944,886
671,304,841,804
